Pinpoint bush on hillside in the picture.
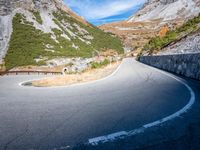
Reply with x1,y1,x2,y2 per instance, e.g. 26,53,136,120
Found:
91,59,110,69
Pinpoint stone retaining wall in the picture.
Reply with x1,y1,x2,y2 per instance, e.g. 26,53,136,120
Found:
139,53,200,80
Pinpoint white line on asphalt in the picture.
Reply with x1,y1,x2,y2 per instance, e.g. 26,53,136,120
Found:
88,60,196,145
18,61,123,89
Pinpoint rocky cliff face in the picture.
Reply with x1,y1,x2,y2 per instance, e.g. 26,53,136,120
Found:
0,0,123,69
0,0,68,16
157,30,200,55
100,0,200,53
128,0,199,22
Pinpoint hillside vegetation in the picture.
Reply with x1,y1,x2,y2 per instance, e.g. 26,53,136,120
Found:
5,11,123,70
141,14,200,55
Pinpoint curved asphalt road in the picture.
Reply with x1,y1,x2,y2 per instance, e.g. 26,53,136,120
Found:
0,58,194,150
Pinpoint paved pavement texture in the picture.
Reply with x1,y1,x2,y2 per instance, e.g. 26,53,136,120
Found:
0,58,197,150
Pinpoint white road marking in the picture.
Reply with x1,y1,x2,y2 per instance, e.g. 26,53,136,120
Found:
88,60,196,145
16,58,196,145
19,61,123,89
89,131,128,145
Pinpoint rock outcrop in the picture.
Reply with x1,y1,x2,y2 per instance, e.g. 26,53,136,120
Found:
128,0,199,22
157,30,200,55
0,0,11,16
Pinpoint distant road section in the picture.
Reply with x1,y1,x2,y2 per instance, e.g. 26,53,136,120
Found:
0,58,195,150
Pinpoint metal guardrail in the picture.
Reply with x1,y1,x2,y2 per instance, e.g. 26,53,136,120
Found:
0,71,62,76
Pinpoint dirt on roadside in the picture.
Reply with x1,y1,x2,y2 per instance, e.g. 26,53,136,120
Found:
31,62,120,87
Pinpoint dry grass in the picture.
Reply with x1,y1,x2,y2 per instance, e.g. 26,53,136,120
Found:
32,62,120,87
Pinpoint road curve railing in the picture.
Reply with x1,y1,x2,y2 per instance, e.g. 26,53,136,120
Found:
0,71,62,76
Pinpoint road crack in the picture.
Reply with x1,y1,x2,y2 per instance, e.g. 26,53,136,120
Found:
3,125,29,150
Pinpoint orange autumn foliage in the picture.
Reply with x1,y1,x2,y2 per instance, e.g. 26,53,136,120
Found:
159,26,169,37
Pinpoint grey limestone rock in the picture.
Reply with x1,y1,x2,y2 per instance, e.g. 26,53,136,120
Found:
140,53,200,80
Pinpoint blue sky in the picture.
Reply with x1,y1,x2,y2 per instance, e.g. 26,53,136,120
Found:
64,0,146,25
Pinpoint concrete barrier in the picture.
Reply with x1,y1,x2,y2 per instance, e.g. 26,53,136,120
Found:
139,53,200,80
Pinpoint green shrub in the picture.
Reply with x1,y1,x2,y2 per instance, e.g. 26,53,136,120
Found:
91,59,110,69
32,11,43,24
37,60,46,66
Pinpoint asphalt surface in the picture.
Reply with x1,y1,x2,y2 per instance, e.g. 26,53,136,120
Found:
0,58,194,150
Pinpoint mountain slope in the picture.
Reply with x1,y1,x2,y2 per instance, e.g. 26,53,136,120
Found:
128,0,200,22
0,0,123,70
141,14,200,55
100,0,200,53
157,29,200,55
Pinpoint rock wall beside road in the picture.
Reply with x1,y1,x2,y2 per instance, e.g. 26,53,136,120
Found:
139,53,200,80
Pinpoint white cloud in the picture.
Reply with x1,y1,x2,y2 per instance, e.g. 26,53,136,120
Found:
64,0,145,20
